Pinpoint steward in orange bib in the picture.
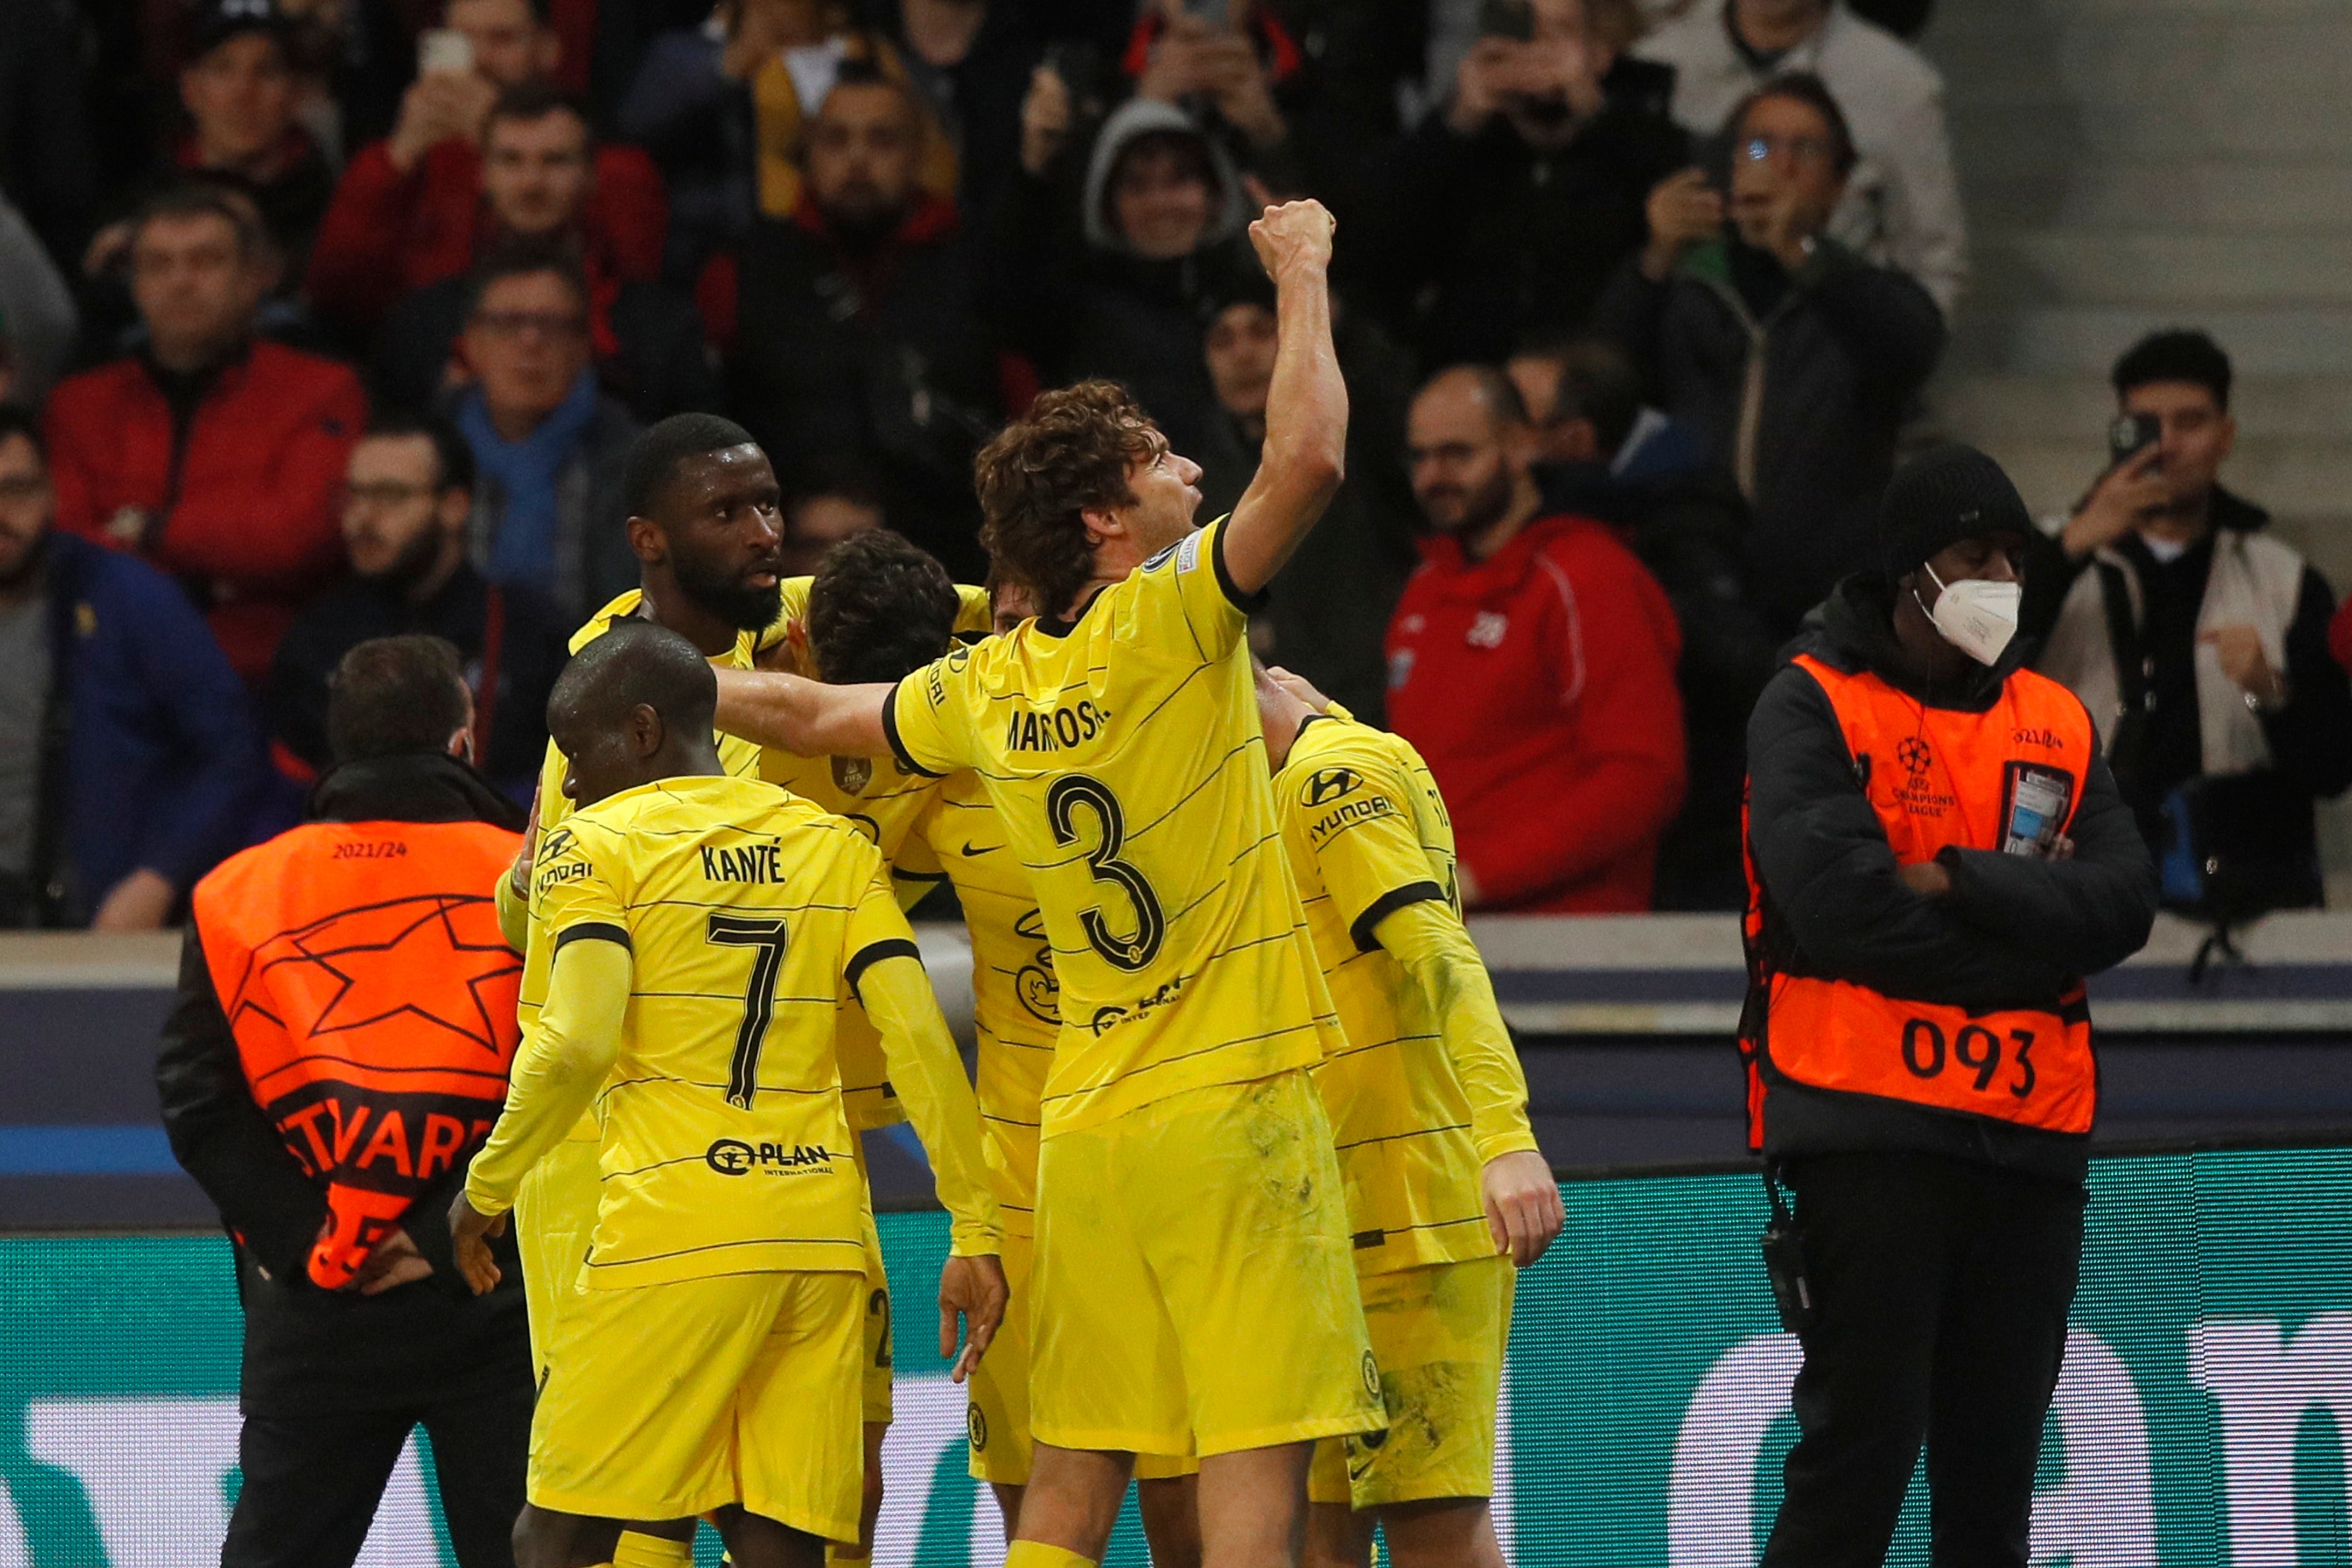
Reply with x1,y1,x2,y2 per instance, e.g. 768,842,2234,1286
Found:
157,635,536,1568
1740,446,2155,1568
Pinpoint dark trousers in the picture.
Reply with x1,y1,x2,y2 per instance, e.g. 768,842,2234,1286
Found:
1760,1151,2086,1568
221,1376,535,1568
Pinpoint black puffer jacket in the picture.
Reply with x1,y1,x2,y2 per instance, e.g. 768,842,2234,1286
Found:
1346,57,1689,369
1594,239,1944,634
1744,575,2158,1185
729,202,1002,581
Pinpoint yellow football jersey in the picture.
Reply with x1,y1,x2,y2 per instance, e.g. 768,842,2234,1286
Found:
513,592,771,1152
753,581,992,1130
1275,711,1531,1276
887,514,1344,1138
529,773,919,1288
519,593,765,1026
913,770,1056,1237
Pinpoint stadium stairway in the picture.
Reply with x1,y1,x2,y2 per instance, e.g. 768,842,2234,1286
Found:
1920,0,2352,897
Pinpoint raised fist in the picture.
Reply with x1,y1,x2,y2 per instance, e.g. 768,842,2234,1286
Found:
1248,198,1335,276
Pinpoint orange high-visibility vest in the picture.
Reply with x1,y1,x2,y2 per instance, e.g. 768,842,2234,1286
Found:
192,817,524,1289
1739,654,2099,1149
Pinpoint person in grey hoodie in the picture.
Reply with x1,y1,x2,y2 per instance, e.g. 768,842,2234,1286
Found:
0,191,76,404
989,93,1262,459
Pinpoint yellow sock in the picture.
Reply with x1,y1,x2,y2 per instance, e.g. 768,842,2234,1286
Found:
613,1533,695,1568
1006,1545,1097,1568
826,1549,872,1564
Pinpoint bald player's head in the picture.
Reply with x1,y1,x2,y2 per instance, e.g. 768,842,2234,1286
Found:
548,620,723,807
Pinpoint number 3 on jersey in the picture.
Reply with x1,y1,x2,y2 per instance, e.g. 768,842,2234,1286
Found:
1046,774,1166,971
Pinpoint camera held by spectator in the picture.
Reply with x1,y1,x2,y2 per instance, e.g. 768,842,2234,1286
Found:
1596,73,1943,636
2032,330,2352,924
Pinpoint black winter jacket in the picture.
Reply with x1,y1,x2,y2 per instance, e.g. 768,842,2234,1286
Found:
1593,238,1944,634
1345,59,1689,369
156,753,531,1416
730,206,1000,581
1744,576,2158,1185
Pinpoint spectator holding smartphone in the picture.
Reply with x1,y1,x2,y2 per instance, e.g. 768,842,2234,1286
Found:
306,0,668,338
1634,0,1965,316
2031,330,2352,916
1349,0,1688,367
1594,73,1942,635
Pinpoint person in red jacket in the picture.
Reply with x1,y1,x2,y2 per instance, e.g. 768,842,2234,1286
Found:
1385,365,1686,913
304,0,667,337
46,185,365,685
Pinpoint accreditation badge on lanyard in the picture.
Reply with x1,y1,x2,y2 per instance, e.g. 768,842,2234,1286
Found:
2000,764,2074,857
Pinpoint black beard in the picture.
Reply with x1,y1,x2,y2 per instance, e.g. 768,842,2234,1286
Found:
1428,472,1515,539
821,198,905,252
674,550,782,633
364,527,449,598
0,530,46,594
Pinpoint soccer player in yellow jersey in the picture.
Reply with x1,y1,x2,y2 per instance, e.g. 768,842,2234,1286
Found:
707,198,1376,1568
494,424,980,1567
450,622,1006,1568
752,535,993,1562
495,416,968,1566
808,573,1205,1563
1254,666,1564,1568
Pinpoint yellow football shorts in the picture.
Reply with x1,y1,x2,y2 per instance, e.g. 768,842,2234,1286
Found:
528,1268,866,1536
967,1229,1198,1484
514,1133,601,1382
1030,1069,1382,1459
1307,1256,1514,1509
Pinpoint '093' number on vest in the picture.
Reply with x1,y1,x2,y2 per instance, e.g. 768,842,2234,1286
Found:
1045,774,1166,972
1901,1018,2036,1099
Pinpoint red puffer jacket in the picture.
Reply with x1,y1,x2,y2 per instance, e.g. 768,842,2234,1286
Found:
45,342,366,683
305,138,668,333
1384,512,1687,913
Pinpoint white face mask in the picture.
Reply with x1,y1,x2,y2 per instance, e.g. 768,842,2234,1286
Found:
1916,562,2021,666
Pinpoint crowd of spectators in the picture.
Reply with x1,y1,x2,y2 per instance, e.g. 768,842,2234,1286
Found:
0,0,2344,933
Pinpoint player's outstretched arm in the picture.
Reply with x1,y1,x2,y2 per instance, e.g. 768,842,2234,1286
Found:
1373,899,1565,1269
711,668,897,759
1223,199,1346,597
855,949,1008,1380
449,936,632,1294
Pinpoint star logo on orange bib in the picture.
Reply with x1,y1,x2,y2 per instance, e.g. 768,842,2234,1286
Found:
237,893,524,1057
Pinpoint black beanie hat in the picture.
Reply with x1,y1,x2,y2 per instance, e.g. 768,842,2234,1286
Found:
1877,443,2032,582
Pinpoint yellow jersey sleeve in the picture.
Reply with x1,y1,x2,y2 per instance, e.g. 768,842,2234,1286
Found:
1287,719,1453,954
531,815,631,947
1280,716,1504,1273
470,814,638,1210
1126,512,1258,662
1371,901,1537,1166
465,936,631,1214
886,639,986,780
842,864,999,1255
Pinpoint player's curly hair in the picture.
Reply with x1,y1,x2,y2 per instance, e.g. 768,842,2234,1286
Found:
974,381,1160,621
807,530,959,686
